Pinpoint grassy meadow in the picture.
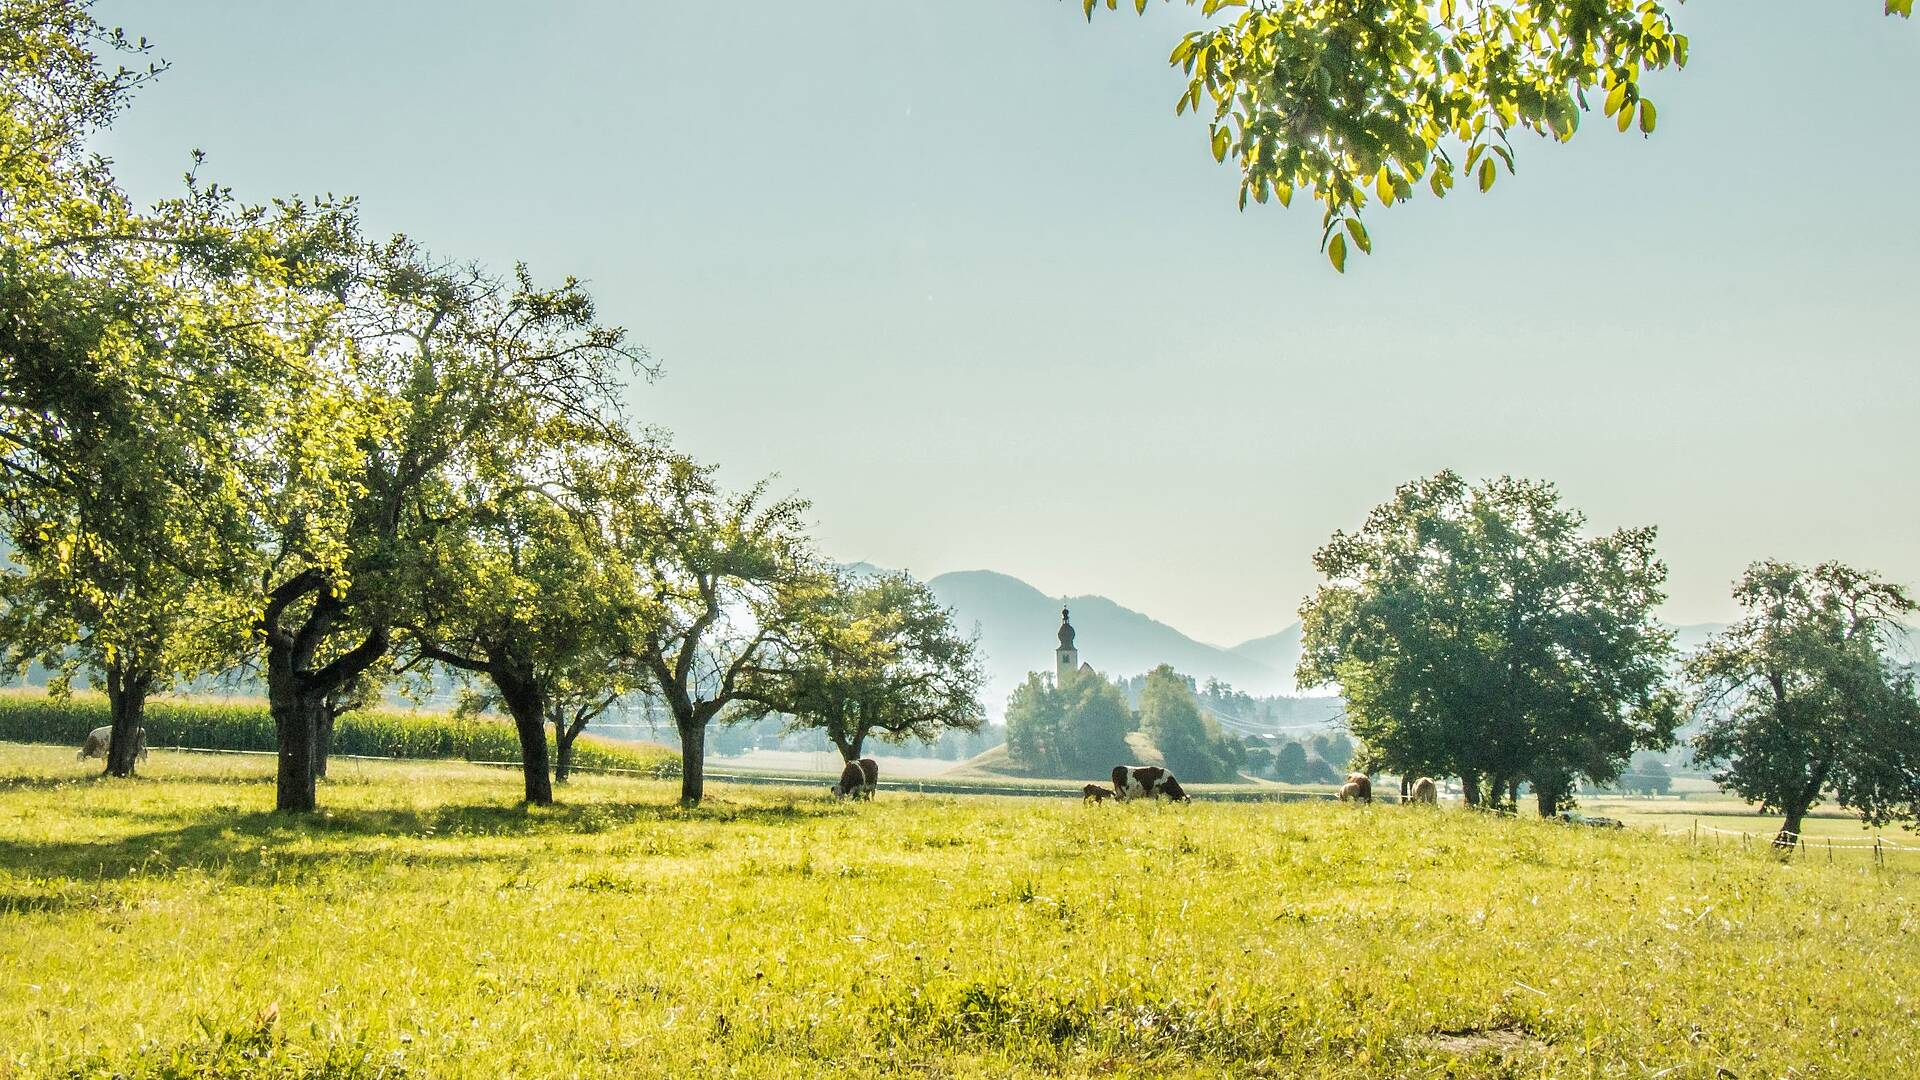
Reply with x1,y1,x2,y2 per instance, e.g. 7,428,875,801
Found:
3,744,1918,1079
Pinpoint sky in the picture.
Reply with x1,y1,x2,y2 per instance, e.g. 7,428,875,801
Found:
93,1,1918,647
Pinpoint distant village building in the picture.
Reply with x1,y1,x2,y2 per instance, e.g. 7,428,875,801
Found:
1055,606,1095,685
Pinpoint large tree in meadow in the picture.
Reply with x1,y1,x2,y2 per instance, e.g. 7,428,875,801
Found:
1,0,349,774
1082,0,1909,268
253,240,642,812
618,456,826,807
407,458,655,803
1297,471,1678,811
741,568,984,762
1688,562,1920,847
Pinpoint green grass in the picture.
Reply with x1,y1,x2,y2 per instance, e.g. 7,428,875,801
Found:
2,744,1917,1078
0,689,678,775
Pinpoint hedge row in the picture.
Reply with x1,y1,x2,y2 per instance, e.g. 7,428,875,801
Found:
0,691,679,776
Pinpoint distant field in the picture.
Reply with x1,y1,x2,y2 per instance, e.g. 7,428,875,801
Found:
2,744,1916,1078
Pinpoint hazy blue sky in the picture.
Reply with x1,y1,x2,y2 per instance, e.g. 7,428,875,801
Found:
95,1,1917,646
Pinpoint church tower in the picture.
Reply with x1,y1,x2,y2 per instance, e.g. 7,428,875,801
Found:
1055,606,1080,685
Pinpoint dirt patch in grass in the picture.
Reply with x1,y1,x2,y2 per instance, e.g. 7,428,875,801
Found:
1417,1023,1546,1058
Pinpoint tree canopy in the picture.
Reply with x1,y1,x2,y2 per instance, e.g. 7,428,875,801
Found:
740,568,984,762
1688,562,1920,846
1084,0,1911,269
1298,470,1678,811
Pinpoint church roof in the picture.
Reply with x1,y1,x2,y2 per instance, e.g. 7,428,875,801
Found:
1057,606,1076,649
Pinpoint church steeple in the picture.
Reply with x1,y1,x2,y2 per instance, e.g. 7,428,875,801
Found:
1055,606,1080,684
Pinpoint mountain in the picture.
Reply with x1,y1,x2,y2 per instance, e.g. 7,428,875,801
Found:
1226,624,1305,681
926,570,1300,718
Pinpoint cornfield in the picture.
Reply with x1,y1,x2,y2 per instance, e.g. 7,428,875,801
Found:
0,690,678,775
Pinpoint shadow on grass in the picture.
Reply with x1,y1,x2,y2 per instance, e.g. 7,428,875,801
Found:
0,792,834,885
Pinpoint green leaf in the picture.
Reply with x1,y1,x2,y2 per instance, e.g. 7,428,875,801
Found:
1604,83,1627,117
1211,127,1230,162
1616,105,1634,133
1344,217,1371,254
1478,158,1496,192
1638,100,1658,134
1328,233,1348,273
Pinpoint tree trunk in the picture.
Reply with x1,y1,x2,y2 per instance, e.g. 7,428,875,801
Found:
678,716,706,807
1508,778,1521,809
1462,772,1482,807
102,665,151,778
495,679,553,806
1776,806,1807,849
265,638,333,813
554,724,575,784
1401,775,1412,800
832,730,865,762
314,708,336,779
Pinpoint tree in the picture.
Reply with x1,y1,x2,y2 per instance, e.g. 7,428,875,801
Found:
742,569,984,762
1298,471,1678,812
253,238,641,812
1084,0,1910,269
1055,671,1136,777
619,456,825,807
408,466,652,803
1273,739,1310,783
1005,672,1066,772
1688,562,1920,847
2,1,350,775
1138,663,1239,782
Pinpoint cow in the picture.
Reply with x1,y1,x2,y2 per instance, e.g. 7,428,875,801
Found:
77,725,147,764
1339,773,1372,803
1111,765,1190,804
1081,783,1114,804
831,757,879,800
1410,777,1438,804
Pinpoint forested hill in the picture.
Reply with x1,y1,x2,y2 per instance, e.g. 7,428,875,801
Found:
924,570,1304,715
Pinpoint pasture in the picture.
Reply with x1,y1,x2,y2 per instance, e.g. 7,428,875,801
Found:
3,744,1917,1079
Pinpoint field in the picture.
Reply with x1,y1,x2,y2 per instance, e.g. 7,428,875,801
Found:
3,744,1918,1078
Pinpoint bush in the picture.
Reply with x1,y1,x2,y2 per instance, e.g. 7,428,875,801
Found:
0,690,675,773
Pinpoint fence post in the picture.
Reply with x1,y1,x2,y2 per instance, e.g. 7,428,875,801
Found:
1876,838,1885,869
1828,838,1834,865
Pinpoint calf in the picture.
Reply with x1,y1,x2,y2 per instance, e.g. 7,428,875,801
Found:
1081,783,1114,804
1339,773,1372,803
1111,765,1191,804
1410,777,1438,804
77,725,147,763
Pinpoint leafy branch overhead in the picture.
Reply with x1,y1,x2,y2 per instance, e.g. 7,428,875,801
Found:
1085,0,1910,271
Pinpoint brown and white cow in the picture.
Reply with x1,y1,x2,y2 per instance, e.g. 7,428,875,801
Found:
1081,783,1114,804
1339,772,1373,803
831,757,879,800
1111,765,1190,804
77,725,147,764
1410,777,1438,804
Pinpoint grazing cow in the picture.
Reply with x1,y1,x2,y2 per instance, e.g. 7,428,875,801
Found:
1339,773,1373,803
831,757,880,800
831,759,863,799
1081,783,1114,804
77,725,147,764
1410,777,1438,804
1111,765,1191,804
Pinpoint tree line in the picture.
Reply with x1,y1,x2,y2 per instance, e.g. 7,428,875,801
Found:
1295,471,1920,843
0,1,985,810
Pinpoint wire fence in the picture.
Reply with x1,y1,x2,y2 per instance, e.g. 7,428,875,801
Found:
1650,818,1920,868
